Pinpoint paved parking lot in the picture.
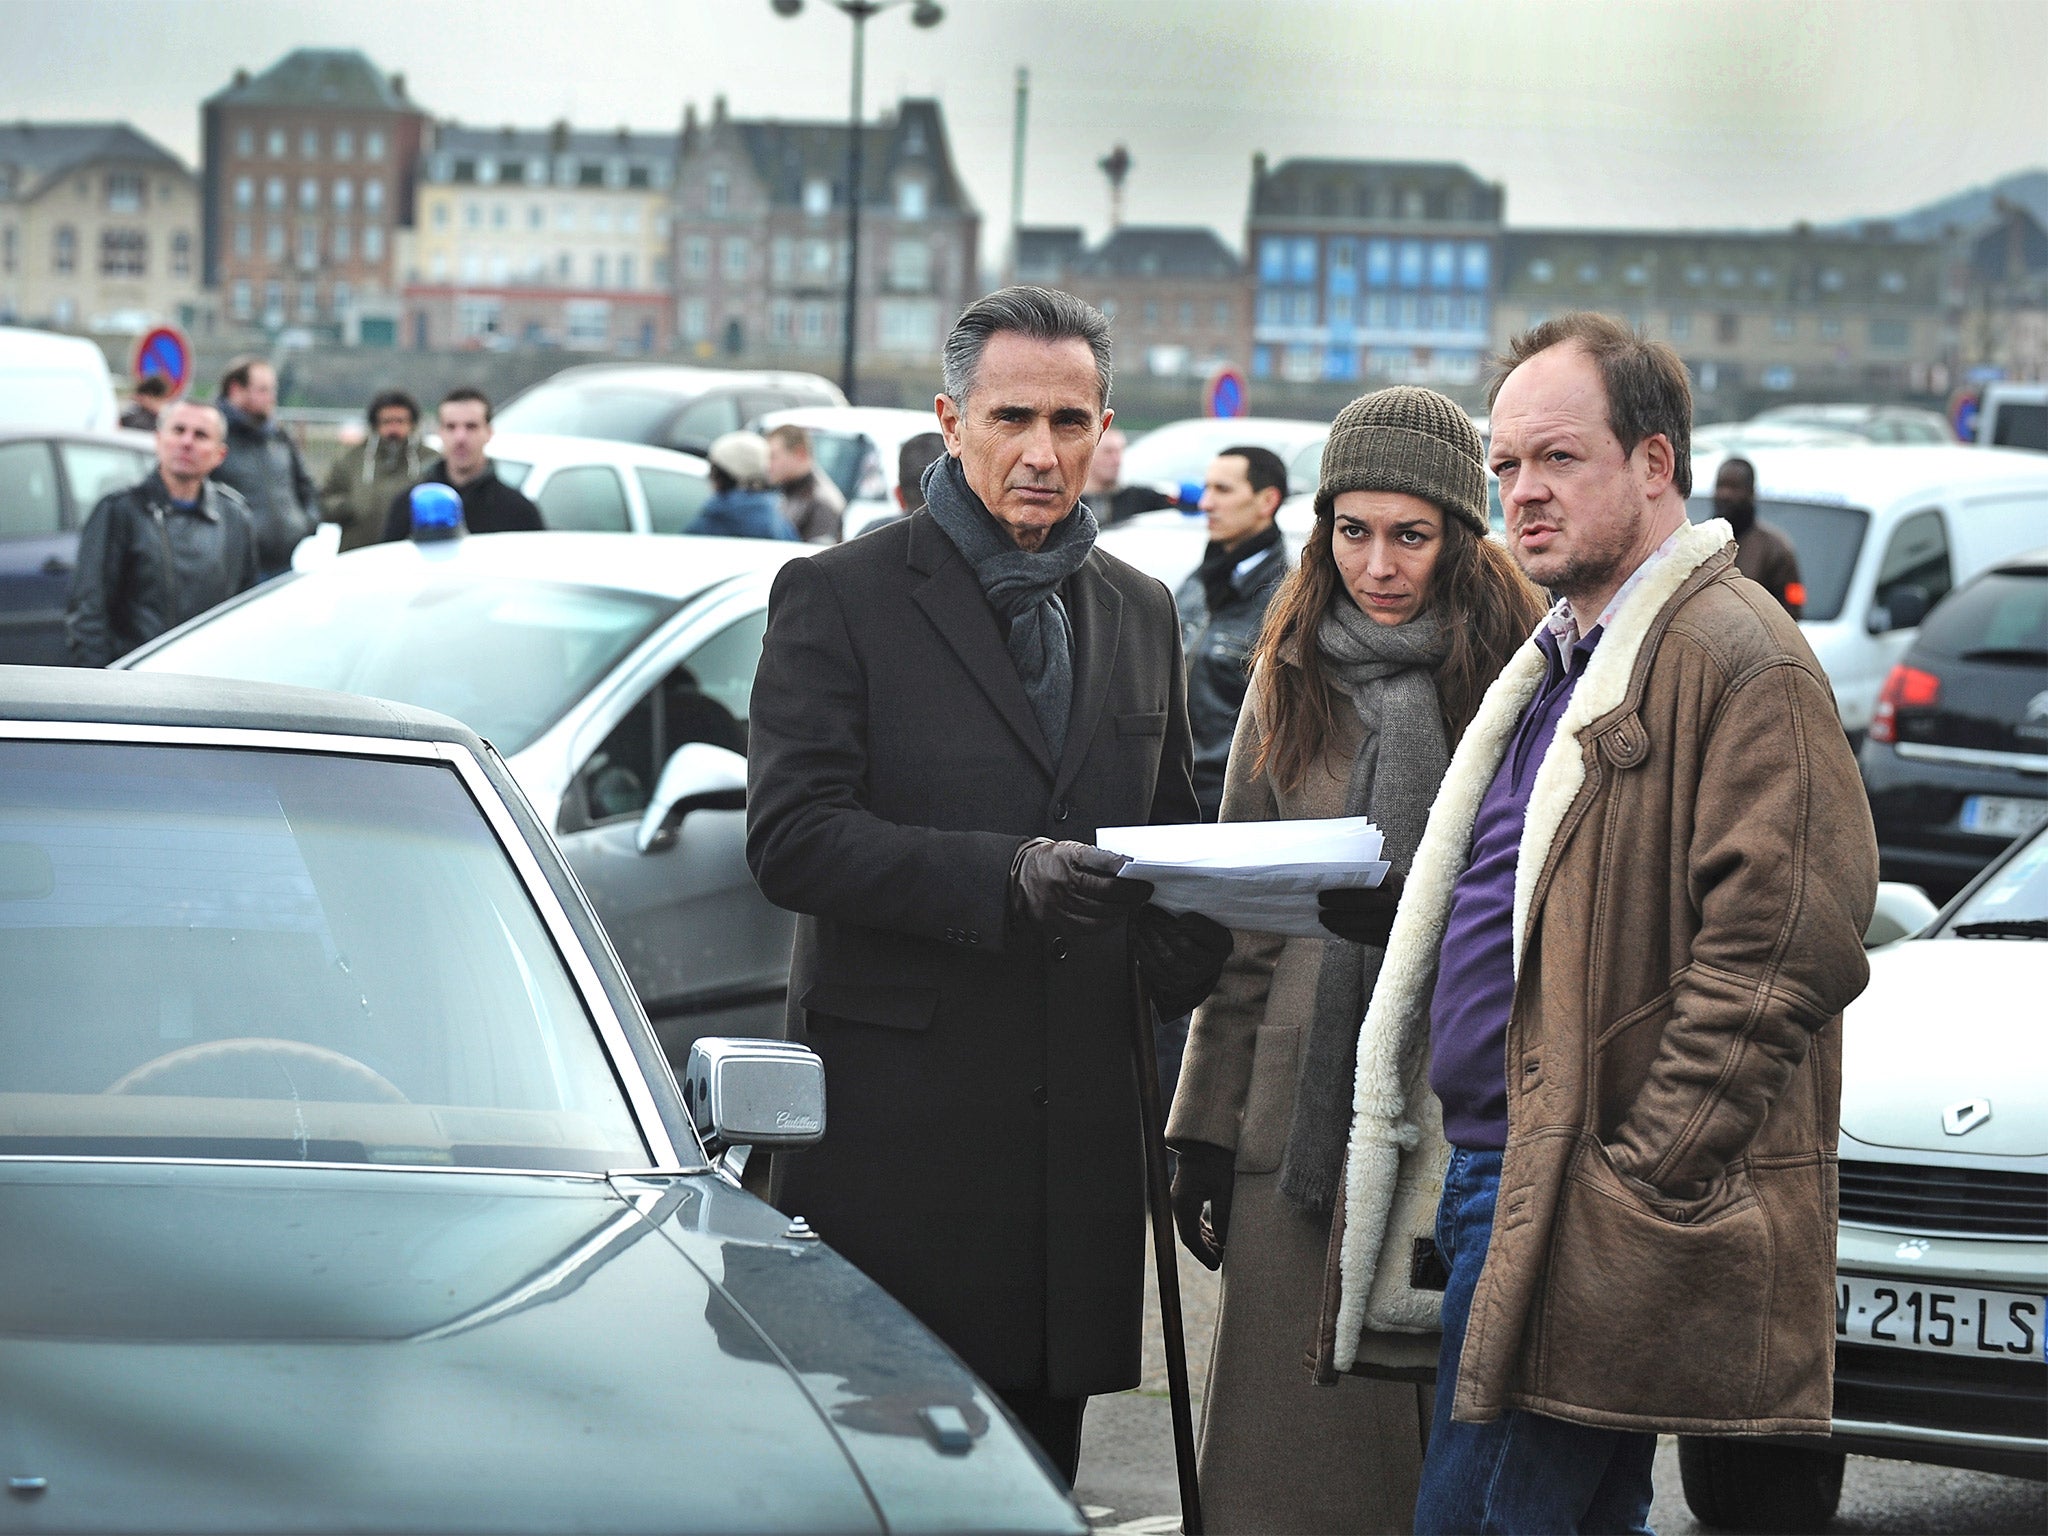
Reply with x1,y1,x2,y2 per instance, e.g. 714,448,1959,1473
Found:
1075,1241,2046,1534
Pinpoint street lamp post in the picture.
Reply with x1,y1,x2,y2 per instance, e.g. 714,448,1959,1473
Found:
772,0,944,403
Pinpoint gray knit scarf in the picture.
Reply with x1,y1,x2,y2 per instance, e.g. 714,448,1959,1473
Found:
1277,598,1451,1215
923,453,1098,762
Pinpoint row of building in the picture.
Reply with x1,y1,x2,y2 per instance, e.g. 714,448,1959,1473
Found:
2,45,2043,398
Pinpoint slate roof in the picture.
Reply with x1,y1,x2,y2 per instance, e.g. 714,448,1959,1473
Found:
1251,157,1504,222
1014,226,1084,281
426,124,675,180
0,122,189,199
1073,226,1241,281
205,49,414,112
723,100,970,214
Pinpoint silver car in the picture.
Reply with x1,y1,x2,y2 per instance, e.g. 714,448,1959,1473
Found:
121,532,806,1067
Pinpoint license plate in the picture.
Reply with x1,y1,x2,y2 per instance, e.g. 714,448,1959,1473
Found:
1838,1274,2044,1359
1959,795,2048,838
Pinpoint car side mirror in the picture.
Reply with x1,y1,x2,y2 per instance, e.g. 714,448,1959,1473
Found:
1865,880,1938,947
636,742,747,854
683,1038,825,1155
1869,584,1930,634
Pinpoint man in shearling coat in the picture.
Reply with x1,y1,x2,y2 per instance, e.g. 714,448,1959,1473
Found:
745,286,1219,1484
1318,312,1877,1533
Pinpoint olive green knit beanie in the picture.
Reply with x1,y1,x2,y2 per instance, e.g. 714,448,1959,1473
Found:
1314,385,1488,535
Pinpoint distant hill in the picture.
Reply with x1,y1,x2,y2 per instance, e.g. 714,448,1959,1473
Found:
1833,168,2048,240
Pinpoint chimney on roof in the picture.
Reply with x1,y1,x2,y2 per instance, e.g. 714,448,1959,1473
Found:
681,103,699,155
1099,144,1131,231
713,95,728,127
233,68,250,87
550,120,569,155
1252,152,1267,185
390,73,406,99
617,126,630,144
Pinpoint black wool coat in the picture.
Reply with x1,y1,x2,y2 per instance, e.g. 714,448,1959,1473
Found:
746,508,1200,1398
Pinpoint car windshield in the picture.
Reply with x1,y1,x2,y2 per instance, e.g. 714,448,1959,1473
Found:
0,741,646,1169
1686,496,1870,621
495,384,678,443
1122,421,1324,490
1942,826,2048,939
129,569,675,754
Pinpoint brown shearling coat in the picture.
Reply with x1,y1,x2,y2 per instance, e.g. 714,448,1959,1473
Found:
1320,517,1878,1435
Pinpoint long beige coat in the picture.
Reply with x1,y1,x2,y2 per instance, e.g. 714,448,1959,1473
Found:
1166,672,1426,1535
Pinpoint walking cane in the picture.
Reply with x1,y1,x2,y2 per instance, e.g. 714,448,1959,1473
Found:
1129,953,1205,1536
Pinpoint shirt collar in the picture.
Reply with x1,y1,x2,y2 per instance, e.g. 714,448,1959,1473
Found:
1545,521,1690,649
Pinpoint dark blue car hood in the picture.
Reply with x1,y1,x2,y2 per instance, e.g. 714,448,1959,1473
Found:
0,1161,1082,1535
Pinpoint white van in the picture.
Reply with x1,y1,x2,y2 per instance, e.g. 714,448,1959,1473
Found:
1689,444,2048,739
0,326,118,433
1976,381,2046,453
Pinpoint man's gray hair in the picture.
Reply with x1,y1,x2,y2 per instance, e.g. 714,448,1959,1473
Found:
942,285,1113,409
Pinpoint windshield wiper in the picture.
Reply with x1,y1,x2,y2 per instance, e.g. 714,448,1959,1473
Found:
1952,917,2048,940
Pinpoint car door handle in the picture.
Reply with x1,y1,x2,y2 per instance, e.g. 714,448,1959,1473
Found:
41,555,73,576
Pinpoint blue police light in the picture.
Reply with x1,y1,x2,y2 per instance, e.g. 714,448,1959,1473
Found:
409,482,464,542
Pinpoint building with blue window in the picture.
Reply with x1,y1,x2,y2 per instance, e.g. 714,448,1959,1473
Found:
1245,155,1503,388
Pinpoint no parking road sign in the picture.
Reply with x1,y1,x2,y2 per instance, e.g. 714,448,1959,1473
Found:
1203,364,1248,419
131,325,192,394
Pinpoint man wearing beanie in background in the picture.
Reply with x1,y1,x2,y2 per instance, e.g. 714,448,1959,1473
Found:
1713,456,1805,617
1320,313,1875,1533
688,431,797,540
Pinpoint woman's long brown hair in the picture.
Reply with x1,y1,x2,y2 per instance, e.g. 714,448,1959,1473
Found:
1250,507,1548,793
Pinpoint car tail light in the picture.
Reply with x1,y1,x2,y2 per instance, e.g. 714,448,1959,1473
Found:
1869,663,1941,744
1785,581,1807,610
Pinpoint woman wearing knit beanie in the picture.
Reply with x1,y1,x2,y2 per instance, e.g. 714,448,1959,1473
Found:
1164,386,1546,1533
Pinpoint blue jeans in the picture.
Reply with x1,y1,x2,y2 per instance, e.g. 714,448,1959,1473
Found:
1415,1148,1657,1536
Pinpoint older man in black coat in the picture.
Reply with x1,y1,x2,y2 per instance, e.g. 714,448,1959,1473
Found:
746,287,1222,1482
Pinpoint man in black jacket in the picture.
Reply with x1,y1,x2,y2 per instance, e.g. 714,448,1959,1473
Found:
379,388,544,541
210,356,317,579
1175,445,1290,821
66,401,260,667
746,286,1224,1484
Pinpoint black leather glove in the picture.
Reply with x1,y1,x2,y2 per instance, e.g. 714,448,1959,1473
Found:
1008,838,1153,935
1318,870,1406,947
1131,905,1233,1020
1168,1140,1236,1270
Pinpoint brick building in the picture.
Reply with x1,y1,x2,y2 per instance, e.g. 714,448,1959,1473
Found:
670,96,978,371
1246,156,1506,388
1495,226,1947,401
1013,224,1247,378
0,123,200,332
401,123,675,352
201,49,427,342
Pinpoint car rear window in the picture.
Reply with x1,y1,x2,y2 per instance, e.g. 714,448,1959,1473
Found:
0,741,646,1170
1687,496,1870,621
1915,569,2048,663
130,571,675,755
495,384,679,443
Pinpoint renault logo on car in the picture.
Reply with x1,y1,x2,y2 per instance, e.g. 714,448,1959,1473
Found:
1942,1098,1992,1136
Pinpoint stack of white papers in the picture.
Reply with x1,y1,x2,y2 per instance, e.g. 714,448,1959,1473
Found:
1095,816,1389,937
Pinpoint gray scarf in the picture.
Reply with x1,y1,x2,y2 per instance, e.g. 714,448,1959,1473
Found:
1277,598,1451,1215
923,454,1098,762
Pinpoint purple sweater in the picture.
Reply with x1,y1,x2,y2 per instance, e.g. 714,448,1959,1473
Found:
1427,624,1601,1149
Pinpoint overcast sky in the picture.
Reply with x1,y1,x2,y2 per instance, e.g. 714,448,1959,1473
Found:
5,0,2042,252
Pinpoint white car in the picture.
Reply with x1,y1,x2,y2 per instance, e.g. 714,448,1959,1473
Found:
1685,444,2048,740
755,405,945,540
122,532,809,1061
1677,841,2047,1531
484,431,714,535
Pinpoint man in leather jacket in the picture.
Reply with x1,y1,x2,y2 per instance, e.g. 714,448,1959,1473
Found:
1174,446,1290,821
65,401,260,667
